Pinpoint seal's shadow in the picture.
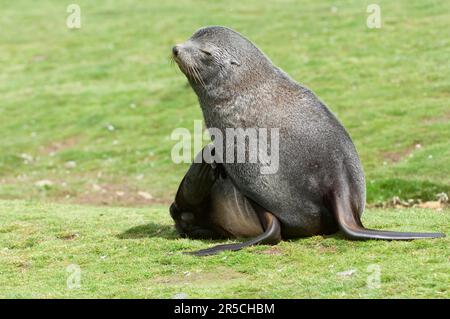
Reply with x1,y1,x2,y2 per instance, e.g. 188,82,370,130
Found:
118,223,345,247
117,223,178,240
118,223,234,244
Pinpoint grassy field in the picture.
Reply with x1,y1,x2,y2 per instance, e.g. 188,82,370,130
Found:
0,0,449,298
0,200,448,298
0,0,449,204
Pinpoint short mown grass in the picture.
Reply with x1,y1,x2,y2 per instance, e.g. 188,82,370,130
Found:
0,200,448,298
0,0,449,299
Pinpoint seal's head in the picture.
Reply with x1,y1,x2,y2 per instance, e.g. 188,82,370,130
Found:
172,26,273,98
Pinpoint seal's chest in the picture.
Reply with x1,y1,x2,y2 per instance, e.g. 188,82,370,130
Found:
202,101,259,131
202,105,239,129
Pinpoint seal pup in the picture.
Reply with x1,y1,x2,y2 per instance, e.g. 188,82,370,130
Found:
171,26,444,255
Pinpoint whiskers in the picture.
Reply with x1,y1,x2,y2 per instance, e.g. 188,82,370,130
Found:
169,54,206,89
189,63,206,88
168,53,176,66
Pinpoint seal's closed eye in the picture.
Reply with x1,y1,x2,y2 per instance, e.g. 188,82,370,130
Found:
199,49,212,56
230,59,240,66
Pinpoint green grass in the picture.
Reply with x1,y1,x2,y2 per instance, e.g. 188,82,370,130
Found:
0,0,449,204
0,0,449,299
0,200,448,298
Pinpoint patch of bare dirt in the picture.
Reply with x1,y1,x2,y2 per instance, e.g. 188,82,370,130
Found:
154,267,245,286
32,55,47,63
40,137,80,156
316,245,337,254
15,261,32,272
422,110,450,125
258,247,283,255
0,171,172,207
56,232,79,240
381,141,421,163
73,183,171,207
370,193,449,211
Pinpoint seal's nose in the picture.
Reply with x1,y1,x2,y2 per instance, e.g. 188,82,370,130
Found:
172,45,179,57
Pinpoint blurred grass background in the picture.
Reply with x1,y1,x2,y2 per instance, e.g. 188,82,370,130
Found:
0,0,449,205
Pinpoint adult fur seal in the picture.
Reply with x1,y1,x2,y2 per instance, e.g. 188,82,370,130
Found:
171,26,444,255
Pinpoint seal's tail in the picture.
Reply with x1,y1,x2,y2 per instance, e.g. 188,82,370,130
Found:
331,191,445,240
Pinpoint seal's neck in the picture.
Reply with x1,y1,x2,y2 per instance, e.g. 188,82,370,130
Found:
197,81,277,130
191,57,277,104
190,61,283,129
194,82,235,106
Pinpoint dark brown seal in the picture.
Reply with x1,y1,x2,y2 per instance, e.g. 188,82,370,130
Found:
171,26,444,255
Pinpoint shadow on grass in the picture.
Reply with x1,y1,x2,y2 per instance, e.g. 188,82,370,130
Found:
118,221,345,241
118,223,178,239
117,220,349,248
118,223,255,245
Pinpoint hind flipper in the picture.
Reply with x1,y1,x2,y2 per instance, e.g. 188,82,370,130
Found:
331,191,445,240
185,211,281,256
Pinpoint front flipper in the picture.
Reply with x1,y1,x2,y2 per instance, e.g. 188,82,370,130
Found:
184,211,281,257
173,144,220,210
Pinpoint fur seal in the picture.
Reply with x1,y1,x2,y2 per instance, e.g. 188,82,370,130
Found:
171,26,444,255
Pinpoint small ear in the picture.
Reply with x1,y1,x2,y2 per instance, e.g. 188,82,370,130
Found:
230,58,241,66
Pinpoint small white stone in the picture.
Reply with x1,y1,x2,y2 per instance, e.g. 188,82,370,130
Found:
436,193,448,203
337,269,357,277
92,184,103,192
138,191,153,200
21,153,33,162
35,180,53,188
65,161,77,168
